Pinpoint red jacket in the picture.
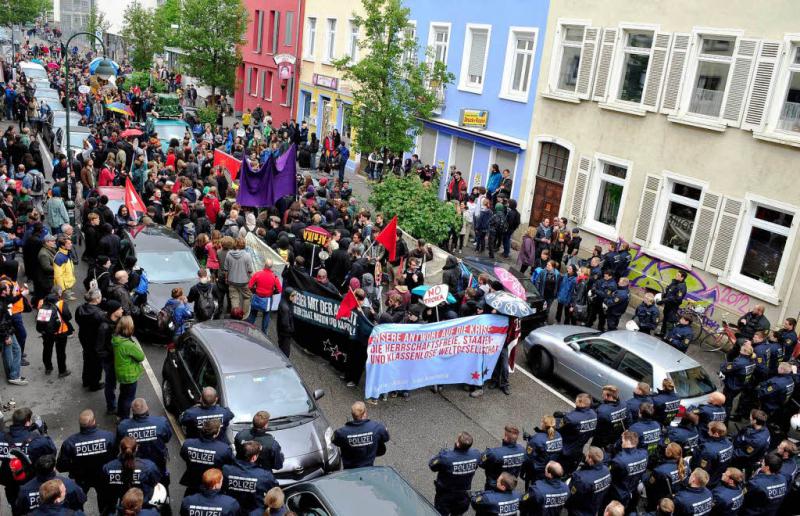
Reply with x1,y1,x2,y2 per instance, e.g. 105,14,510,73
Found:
248,269,282,297
98,167,115,187
203,195,221,223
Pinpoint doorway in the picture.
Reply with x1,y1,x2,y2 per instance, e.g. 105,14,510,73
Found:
319,96,331,135
529,142,569,227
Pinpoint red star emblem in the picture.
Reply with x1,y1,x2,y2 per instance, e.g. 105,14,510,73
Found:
471,371,480,380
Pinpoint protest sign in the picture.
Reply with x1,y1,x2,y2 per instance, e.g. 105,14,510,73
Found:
422,284,449,307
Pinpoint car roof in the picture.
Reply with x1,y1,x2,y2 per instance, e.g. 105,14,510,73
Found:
190,320,289,374
21,61,45,70
153,119,188,126
125,224,191,252
599,330,701,371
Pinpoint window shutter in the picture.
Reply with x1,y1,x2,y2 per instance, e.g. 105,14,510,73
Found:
633,174,661,245
575,27,599,99
468,29,489,78
706,196,745,275
742,41,784,131
285,12,294,46
245,67,252,93
273,13,280,52
688,192,721,268
721,38,758,126
660,33,691,114
592,28,618,102
570,155,593,223
642,32,671,111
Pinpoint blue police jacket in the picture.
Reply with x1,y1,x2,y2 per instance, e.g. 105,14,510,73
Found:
697,403,727,429
233,426,285,471
429,446,481,492
779,457,798,487
765,340,784,375
222,459,278,513
116,413,173,472
690,435,733,487
179,436,234,488
674,485,713,515
3,424,57,470
663,423,699,457
594,400,630,448
523,430,563,480
558,407,597,457
30,503,86,515
741,472,788,516
179,404,235,443
56,425,116,484
180,488,240,516
566,462,611,516
626,394,653,423
332,418,390,469
752,343,771,380
471,487,520,516
666,323,694,352
629,418,662,455
102,457,161,504
520,477,569,516
711,482,744,516
732,425,770,466
635,303,660,330
662,280,687,312
595,277,617,302
720,356,755,391
644,458,684,506
776,328,798,360
15,473,87,514
609,447,649,504
480,440,526,489
605,286,629,317
652,389,681,426
757,374,795,413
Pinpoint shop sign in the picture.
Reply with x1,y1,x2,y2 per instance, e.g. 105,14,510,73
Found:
313,73,339,91
460,109,489,129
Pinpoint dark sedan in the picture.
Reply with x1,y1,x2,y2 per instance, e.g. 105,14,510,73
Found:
162,320,341,484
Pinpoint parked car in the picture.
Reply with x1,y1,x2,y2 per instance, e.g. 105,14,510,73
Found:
162,320,341,484
150,117,194,154
54,126,91,157
523,325,717,409
285,467,439,515
19,61,48,80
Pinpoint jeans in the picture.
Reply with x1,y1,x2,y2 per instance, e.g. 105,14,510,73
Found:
11,313,26,354
475,230,486,252
502,233,512,257
42,334,67,373
338,163,346,183
117,381,137,419
103,358,118,411
2,335,21,380
246,302,271,333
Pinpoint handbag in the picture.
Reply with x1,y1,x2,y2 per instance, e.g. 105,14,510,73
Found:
251,294,270,312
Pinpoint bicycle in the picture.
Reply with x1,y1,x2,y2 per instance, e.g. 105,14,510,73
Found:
700,319,737,353
675,300,737,352
676,300,709,343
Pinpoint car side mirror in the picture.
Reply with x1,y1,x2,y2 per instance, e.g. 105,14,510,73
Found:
313,389,325,400
568,342,580,352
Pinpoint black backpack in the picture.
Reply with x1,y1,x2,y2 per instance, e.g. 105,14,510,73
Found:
35,301,62,336
30,173,44,195
157,303,176,332
194,287,216,321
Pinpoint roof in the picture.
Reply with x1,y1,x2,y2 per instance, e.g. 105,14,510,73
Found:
125,224,191,252
190,320,288,374
601,330,701,370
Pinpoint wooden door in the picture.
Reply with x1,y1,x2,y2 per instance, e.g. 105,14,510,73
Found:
529,177,564,227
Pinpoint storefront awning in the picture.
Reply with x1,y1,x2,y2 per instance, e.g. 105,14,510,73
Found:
421,117,527,154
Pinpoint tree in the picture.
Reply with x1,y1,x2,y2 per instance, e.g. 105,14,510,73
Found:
0,0,50,28
121,1,159,70
86,3,110,48
178,0,247,104
334,0,453,163
153,0,181,50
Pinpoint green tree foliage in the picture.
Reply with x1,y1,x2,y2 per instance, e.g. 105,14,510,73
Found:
86,3,110,47
121,71,167,92
334,0,453,161
153,0,181,49
371,174,461,244
178,0,247,103
0,0,50,28
121,1,159,70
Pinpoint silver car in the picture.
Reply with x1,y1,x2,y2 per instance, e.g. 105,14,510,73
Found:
523,325,717,408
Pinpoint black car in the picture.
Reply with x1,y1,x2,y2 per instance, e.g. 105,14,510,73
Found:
460,255,547,335
285,466,439,515
161,320,341,484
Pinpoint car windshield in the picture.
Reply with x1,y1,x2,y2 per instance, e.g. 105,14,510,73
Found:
225,368,313,422
23,67,48,78
157,124,187,142
135,251,198,282
68,132,91,148
669,366,717,398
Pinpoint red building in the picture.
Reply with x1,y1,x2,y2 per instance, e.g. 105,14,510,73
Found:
234,0,304,123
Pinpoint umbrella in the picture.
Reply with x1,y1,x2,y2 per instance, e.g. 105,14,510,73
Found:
89,56,120,75
494,266,526,300
46,62,59,70
120,128,142,138
411,285,457,304
106,102,134,116
485,291,534,317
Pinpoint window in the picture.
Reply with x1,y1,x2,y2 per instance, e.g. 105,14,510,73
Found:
402,22,417,65
253,10,263,53
265,71,273,100
736,203,794,287
288,493,330,516
652,179,704,258
259,70,266,98
459,25,490,93
556,25,585,92
501,28,537,101
617,30,654,103
536,142,569,183
285,11,293,46
617,352,653,384
348,20,359,62
341,104,352,140
588,159,628,232
431,24,450,65
778,44,800,133
179,339,207,377
688,36,735,117
580,339,622,367
271,11,280,53
305,17,317,59
249,67,258,96
325,18,337,62
301,92,312,123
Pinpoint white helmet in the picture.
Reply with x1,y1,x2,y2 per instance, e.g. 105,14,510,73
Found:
654,293,663,303
791,413,800,432
626,320,640,332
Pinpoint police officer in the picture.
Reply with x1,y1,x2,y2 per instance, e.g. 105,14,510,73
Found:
674,468,713,516
520,461,569,516
697,392,728,431
470,472,520,516
690,421,733,488
765,330,785,376
665,314,694,353
773,317,797,360
30,479,78,516
585,257,604,329
429,431,481,516
603,277,630,331
663,409,700,458
222,440,278,514
233,410,284,471
101,436,161,511
644,442,686,511
557,393,597,475
1,407,57,507
656,270,687,337
628,402,662,457
180,468,240,516
116,398,173,484
179,386,235,443
593,269,617,332
565,446,611,516
625,382,652,424
179,419,234,495
731,409,771,477
741,453,788,516
775,439,798,487
711,467,745,516
593,385,630,451
751,332,772,384
14,455,86,516
720,342,755,418
522,415,562,487
332,401,390,469
758,362,796,423
56,409,115,509
479,424,526,490
652,378,681,427
608,431,649,512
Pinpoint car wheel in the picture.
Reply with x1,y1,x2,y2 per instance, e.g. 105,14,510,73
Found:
528,347,553,378
162,379,175,412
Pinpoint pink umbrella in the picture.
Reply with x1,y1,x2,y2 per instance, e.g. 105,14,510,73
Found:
494,266,526,300
46,62,59,70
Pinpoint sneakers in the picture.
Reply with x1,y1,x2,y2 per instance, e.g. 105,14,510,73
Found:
469,389,484,398
8,378,28,385
20,359,30,366
44,369,53,375
345,381,357,388
58,370,71,378
366,398,378,405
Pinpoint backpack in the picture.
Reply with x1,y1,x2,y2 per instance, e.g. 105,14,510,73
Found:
194,287,216,321
84,269,108,291
157,303,176,332
134,269,149,295
181,222,196,245
36,301,62,336
30,173,43,195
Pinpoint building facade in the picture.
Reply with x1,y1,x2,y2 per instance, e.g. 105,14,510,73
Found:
296,0,365,171
234,0,305,124
521,0,800,324
405,0,550,200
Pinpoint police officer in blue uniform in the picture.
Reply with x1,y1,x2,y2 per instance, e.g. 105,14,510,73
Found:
56,409,115,510
101,436,161,511
522,415,562,487
593,385,630,451
179,419,234,495
628,402,662,457
773,317,797,360
565,446,611,516
585,258,605,330
719,342,755,418
14,455,86,516
697,392,728,431
479,424,526,490
557,393,597,475
758,362,795,421
609,431,649,511
634,293,660,335
603,277,630,331
731,409,771,476
1,407,57,507
592,269,616,332
751,332,772,384
429,431,481,516
332,401,390,469
657,271,688,337
652,378,682,427
520,461,569,516
741,453,788,516
674,468,714,516
663,410,700,458
179,387,235,443
711,467,745,516
775,439,798,487
625,382,653,424
222,440,278,514
30,479,85,516
665,315,694,353
180,468,240,516
233,410,285,471
765,332,785,376
470,472,520,516
116,398,173,485
644,442,686,511
690,421,733,488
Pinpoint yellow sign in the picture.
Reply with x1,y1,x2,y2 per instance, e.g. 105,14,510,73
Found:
460,109,489,129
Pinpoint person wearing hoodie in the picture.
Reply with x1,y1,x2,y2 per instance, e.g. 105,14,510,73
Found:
112,315,145,420
441,255,462,299
555,264,577,324
239,212,258,237
45,186,70,234
276,288,296,357
224,237,254,318
188,268,220,322
75,289,106,391
567,267,590,325
165,287,194,339
474,198,491,254
534,260,561,321
487,203,508,259
361,273,380,312
36,234,58,304
517,226,537,274
53,235,76,300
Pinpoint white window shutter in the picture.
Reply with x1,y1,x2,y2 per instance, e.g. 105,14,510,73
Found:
706,196,745,275
642,32,672,111
688,192,721,268
570,155,593,223
742,41,784,131
660,33,691,114
467,29,488,78
633,174,661,246
575,27,599,99
592,28,618,102
721,38,758,126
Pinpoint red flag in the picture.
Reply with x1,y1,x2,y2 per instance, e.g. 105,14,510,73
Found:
374,215,398,261
213,149,242,180
335,289,359,320
124,178,146,219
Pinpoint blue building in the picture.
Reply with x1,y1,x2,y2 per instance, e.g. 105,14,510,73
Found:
405,0,550,200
